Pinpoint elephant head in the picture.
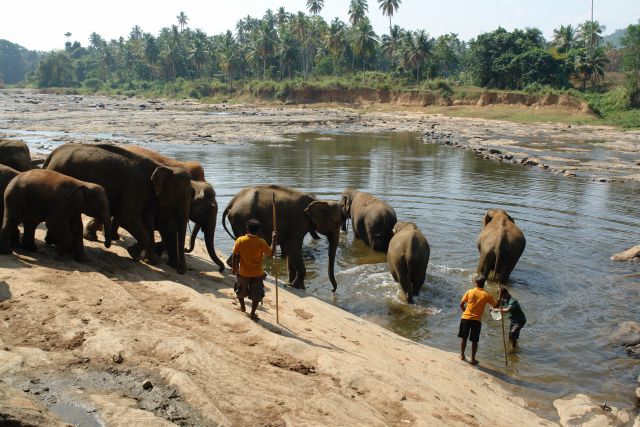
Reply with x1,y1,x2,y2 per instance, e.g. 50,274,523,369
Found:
304,200,342,292
483,209,514,227
151,166,192,274
339,189,355,232
392,221,417,235
185,181,225,272
75,183,112,248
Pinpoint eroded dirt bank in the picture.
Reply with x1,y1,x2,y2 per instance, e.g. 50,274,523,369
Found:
0,228,554,426
1,89,638,183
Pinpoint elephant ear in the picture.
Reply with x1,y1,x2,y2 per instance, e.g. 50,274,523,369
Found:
340,194,351,216
507,213,515,223
68,185,86,210
483,210,494,226
306,201,341,234
151,167,173,196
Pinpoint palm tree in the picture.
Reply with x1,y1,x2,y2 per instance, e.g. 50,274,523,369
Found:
326,18,347,76
348,0,369,26
552,24,576,53
349,17,377,70
177,11,189,32
381,25,403,69
401,30,433,83
130,25,143,40
306,0,325,16
578,20,605,52
574,47,609,89
377,0,401,32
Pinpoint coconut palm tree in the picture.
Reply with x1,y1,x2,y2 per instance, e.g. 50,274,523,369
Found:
574,47,609,89
377,0,401,33
552,24,576,53
177,11,189,32
381,25,403,69
306,0,325,16
348,0,369,26
401,30,433,83
349,17,377,70
578,20,605,52
326,18,347,76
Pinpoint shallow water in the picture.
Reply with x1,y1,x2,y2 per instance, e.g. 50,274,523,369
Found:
13,130,640,416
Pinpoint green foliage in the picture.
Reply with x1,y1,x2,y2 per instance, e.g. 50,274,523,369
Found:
34,52,76,87
621,22,640,71
83,77,103,92
0,39,42,84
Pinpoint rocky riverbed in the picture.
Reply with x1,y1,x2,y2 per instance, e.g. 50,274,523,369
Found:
1,89,639,183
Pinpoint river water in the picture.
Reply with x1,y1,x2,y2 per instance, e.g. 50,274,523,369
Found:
12,130,640,417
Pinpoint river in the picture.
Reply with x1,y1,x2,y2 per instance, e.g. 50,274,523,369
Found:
15,129,640,417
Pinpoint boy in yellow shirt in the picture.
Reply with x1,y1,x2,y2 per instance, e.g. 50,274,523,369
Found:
458,275,499,365
232,219,277,321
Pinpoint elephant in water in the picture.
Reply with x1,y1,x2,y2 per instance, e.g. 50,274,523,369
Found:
476,209,526,283
387,221,430,304
223,185,341,291
0,169,112,261
43,143,191,273
109,145,226,272
340,189,397,252
0,140,43,171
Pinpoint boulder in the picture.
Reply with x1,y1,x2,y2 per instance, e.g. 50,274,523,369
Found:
611,245,640,262
611,322,640,347
553,394,631,426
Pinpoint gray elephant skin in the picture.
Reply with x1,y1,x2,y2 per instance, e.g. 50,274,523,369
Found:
119,145,225,272
340,189,397,252
387,221,430,303
0,169,112,261
0,140,42,171
223,185,341,291
476,209,526,283
43,143,191,273
0,164,22,247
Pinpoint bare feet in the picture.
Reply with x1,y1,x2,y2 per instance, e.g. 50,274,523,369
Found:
250,313,259,321
236,306,246,313
459,354,466,361
470,359,479,366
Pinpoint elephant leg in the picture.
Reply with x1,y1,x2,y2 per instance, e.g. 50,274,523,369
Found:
411,267,426,297
21,220,39,251
155,241,166,256
84,218,102,241
111,217,121,240
119,219,158,264
0,216,21,254
477,251,495,279
70,215,87,262
285,241,306,290
10,227,21,249
44,230,59,246
46,214,72,257
395,263,413,303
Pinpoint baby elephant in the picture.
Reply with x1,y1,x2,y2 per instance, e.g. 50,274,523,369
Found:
0,169,112,261
340,189,397,252
387,221,430,303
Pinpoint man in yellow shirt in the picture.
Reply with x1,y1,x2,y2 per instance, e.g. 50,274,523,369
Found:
232,219,277,321
458,275,498,365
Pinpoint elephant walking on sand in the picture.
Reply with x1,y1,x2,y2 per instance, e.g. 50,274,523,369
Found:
107,145,225,272
476,209,526,283
223,185,342,291
43,144,191,273
0,169,112,261
387,222,430,304
340,189,397,252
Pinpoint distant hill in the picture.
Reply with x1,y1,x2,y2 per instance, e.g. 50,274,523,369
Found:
604,28,628,48
0,40,43,85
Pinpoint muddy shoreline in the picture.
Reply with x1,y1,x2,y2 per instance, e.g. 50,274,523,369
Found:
1,89,639,183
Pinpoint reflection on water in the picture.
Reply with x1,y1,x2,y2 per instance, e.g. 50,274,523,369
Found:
20,131,640,416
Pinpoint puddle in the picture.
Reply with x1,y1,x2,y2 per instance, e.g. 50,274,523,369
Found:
48,403,103,427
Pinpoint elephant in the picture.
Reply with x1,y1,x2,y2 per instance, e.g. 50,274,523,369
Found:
43,143,191,273
387,221,430,304
0,139,43,171
476,209,526,283
0,169,112,261
223,185,341,291
116,145,225,272
0,164,21,247
340,189,397,252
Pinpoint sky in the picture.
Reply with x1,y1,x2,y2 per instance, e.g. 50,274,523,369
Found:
2,0,639,51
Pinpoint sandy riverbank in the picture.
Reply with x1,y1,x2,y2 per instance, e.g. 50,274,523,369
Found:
1,89,639,183
0,227,555,426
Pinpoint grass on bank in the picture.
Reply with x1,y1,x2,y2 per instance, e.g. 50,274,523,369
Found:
20,71,640,129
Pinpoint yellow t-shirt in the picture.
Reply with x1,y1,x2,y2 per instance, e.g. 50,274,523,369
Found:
232,234,272,278
461,287,497,321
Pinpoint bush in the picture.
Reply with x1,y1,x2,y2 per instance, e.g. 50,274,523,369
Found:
83,78,103,92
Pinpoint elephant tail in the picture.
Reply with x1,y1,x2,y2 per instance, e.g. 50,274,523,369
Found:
222,204,236,240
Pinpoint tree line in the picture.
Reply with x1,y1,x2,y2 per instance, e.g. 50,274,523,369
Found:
24,1,640,94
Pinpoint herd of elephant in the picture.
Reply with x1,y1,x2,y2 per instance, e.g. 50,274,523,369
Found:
0,139,527,304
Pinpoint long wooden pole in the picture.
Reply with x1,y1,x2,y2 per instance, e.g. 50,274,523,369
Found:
499,284,508,367
272,193,279,325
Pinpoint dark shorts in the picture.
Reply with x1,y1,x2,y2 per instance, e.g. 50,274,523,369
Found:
234,275,265,302
509,321,526,341
458,319,482,343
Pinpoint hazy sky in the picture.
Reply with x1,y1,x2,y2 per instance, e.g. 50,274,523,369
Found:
2,0,638,51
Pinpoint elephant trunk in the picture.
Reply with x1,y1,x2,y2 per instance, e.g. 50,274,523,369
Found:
327,230,339,292
202,221,225,273
102,214,112,248
186,222,201,253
